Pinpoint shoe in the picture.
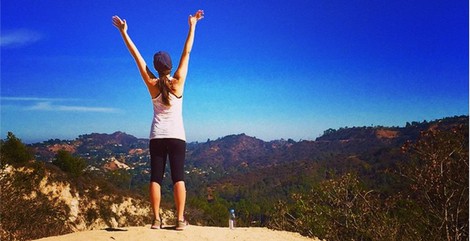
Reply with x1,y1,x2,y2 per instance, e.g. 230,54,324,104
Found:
175,219,189,231
151,218,162,229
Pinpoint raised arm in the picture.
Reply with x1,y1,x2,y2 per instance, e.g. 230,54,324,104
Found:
173,10,204,93
112,15,158,97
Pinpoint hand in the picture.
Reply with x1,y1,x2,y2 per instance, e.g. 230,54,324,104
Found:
112,15,128,33
188,10,204,26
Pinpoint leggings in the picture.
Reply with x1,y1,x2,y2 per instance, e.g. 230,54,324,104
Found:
149,138,186,185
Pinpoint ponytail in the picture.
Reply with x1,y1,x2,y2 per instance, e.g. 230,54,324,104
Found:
157,70,173,106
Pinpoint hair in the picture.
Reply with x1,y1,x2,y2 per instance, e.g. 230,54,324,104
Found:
157,69,173,106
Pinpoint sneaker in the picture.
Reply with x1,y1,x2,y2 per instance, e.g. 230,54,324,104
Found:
175,219,189,231
151,218,162,229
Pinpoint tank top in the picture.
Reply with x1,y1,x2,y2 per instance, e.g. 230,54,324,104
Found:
149,91,186,141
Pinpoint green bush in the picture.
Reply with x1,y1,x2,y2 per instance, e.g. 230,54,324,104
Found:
52,150,87,177
105,169,132,190
0,132,33,166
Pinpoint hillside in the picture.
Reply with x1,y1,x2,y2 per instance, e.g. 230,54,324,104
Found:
3,115,467,241
28,116,468,212
0,162,174,241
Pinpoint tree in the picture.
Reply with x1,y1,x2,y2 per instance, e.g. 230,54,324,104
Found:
323,128,337,136
401,124,469,240
268,173,402,241
0,132,33,166
106,169,132,190
52,150,87,177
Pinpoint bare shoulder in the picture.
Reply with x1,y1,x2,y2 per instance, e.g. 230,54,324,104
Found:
147,78,159,97
147,78,158,86
171,76,185,87
170,76,185,96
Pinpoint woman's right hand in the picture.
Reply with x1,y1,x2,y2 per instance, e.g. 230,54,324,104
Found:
112,15,128,33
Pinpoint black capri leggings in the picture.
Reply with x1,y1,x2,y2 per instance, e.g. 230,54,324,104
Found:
149,138,186,185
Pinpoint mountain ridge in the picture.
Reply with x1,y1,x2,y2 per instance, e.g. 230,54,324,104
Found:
30,115,468,171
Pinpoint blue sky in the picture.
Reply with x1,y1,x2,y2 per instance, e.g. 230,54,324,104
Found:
1,0,468,143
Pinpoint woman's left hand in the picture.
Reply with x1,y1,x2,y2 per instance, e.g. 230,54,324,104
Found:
189,10,204,26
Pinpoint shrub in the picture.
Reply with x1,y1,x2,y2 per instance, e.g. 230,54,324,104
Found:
401,124,469,240
268,173,402,241
0,132,33,166
105,169,132,190
52,150,87,177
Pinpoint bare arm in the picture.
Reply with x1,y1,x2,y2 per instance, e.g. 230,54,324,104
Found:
112,15,158,97
173,10,204,95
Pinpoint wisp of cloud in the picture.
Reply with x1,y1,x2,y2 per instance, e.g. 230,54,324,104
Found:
0,29,43,48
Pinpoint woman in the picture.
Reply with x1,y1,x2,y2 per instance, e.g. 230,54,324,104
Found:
112,10,204,230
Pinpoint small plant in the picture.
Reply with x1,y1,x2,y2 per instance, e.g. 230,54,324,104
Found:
52,150,87,177
0,132,33,166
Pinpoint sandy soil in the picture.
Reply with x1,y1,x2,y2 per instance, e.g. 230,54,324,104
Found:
33,225,321,241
